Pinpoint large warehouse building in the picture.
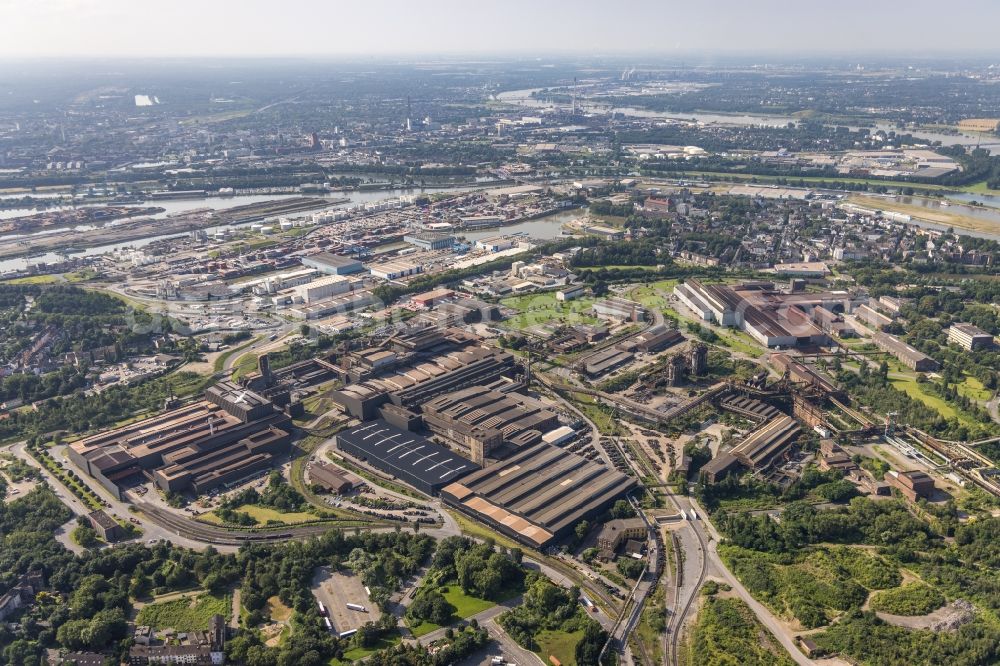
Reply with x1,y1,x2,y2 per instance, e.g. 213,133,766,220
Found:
330,330,519,420
69,382,291,498
730,415,801,471
420,385,561,463
872,332,940,372
301,251,367,276
333,420,479,495
673,279,865,348
441,442,638,548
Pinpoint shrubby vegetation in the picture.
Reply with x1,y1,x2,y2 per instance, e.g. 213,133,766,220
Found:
0,371,209,442
813,611,1000,665
570,240,662,268
404,536,525,632
686,596,795,666
717,497,933,555
498,576,606,666
1,486,242,664
707,466,1000,664
720,545,888,629
0,484,450,666
616,558,644,581
433,536,525,601
363,625,491,666
220,471,310,515
696,466,857,513
869,583,946,616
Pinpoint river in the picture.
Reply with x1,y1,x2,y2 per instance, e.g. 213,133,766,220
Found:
461,209,581,242
840,191,1000,241
946,192,1000,210
0,185,484,273
894,195,1000,240
496,88,1000,149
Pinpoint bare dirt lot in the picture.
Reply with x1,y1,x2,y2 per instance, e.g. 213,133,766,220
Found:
310,567,379,635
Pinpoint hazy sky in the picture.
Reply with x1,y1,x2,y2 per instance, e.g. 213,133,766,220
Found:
2,0,999,58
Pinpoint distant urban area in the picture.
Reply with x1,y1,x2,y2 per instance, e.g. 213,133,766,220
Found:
2,55,1000,666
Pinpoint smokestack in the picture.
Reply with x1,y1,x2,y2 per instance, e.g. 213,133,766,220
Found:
258,353,273,386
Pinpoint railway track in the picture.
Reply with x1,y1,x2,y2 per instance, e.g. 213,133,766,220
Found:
664,499,708,666
139,500,624,623
135,502,364,546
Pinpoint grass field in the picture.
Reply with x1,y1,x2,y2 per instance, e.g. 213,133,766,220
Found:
442,585,495,617
569,393,625,436
1,274,60,284
957,375,992,402
232,351,262,380
202,504,317,526
267,596,293,622
628,279,678,310
407,618,440,637
212,335,262,373
408,585,497,637
332,632,402,665
714,329,766,357
889,375,964,422
883,357,981,426
535,628,585,666
449,510,532,554
500,292,599,331
962,180,1000,195
665,295,765,357
136,592,229,632
64,269,99,283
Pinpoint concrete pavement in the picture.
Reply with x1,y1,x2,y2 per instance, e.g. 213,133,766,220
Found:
484,618,544,666
411,596,522,645
54,518,87,555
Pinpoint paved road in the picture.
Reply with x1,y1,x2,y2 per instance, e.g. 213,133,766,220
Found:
9,442,91,518
220,324,296,374
683,496,813,666
484,617,544,666
399,589,544,666
411,596,522,645
54,518,86,555
231,589,242,629
9,440,233,552
663,517,712,665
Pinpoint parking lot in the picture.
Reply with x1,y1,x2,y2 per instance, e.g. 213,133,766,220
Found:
310,566,379,634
